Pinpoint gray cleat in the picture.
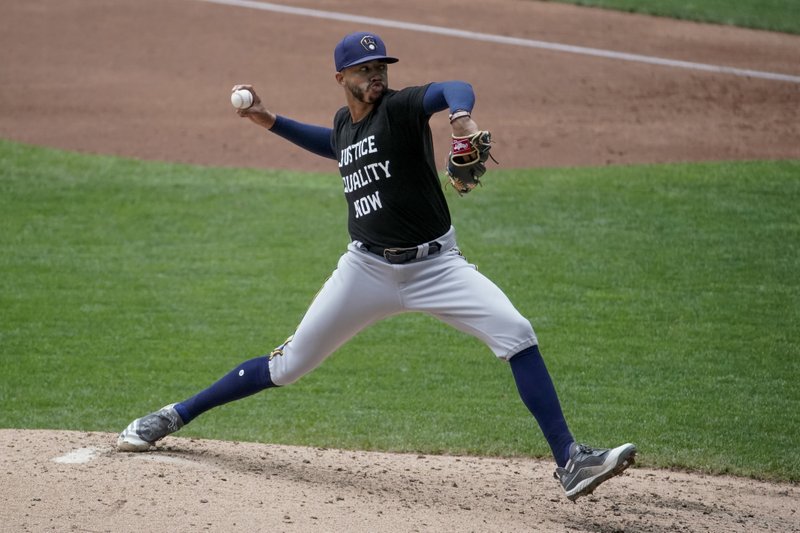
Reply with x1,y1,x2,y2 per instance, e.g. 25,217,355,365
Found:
554,442,637,501
117,404,184,452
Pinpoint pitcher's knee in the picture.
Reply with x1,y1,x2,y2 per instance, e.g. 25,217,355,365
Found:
492,317,538,361
507,314,536,342
267,360,302,386
266,335,328,386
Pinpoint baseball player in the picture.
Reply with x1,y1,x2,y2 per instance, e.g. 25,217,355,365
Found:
118,31,636,501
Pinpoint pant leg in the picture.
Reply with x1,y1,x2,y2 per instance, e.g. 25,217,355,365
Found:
268,248,402,386
400,249,571,465
401,248,537,360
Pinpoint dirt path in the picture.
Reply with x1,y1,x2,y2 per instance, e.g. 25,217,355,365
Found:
1,1,799,531
2,0,799,172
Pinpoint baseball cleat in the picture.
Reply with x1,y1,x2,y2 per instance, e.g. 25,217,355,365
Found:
554,442,637,501
116,403,184,452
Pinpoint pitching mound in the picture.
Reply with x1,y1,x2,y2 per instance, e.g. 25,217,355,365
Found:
2,429,796,532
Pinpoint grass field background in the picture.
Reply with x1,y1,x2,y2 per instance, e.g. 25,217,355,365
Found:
550,0,800,34
1,140,798,481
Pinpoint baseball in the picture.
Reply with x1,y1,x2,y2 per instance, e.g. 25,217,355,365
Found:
231,89,254,110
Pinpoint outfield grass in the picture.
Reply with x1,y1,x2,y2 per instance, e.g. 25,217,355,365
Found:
550,0,800,35
0,140,797,481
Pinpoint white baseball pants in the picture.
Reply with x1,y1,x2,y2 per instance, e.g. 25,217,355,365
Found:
268,226,537,386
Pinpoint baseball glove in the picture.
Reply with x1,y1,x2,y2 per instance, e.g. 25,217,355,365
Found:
445,131,495,195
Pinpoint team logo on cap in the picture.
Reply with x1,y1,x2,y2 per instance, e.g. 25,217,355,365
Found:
360,35,378,52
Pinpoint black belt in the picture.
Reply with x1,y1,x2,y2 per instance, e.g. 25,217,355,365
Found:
366,241,442,264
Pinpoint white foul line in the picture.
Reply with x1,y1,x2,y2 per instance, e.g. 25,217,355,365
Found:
197,0,800,84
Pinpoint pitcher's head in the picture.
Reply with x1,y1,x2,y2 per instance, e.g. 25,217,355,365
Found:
334,32,398,72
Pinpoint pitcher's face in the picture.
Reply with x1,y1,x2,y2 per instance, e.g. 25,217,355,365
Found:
339,60,389,104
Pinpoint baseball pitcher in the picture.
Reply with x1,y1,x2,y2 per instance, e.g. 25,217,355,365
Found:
117,31,636,501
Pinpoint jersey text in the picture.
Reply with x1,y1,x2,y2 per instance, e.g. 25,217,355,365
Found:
354,191,383,219
342,160,391,193
338,135,378,168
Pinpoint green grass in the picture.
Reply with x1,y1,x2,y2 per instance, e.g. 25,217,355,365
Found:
1,140,798,482
549,0,800,35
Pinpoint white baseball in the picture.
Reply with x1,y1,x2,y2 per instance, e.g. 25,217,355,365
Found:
231,89,254,109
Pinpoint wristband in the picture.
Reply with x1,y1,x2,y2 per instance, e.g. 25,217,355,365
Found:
448,110,471,123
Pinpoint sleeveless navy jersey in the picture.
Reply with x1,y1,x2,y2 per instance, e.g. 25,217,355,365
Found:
332,84,451,249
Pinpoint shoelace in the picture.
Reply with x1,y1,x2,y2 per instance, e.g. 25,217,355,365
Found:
553,444,604,480
575,444,594,455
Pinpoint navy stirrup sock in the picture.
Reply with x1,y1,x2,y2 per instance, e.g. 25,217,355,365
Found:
509,345,574,467
174,356,275,424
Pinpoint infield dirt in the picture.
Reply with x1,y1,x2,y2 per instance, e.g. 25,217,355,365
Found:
2,430,798,532
1,1,798,532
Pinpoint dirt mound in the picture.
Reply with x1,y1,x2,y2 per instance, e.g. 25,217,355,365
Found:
2,430,797,532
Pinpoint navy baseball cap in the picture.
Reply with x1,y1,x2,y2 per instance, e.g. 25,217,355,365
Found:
334,32,399,72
